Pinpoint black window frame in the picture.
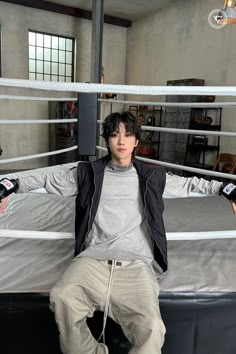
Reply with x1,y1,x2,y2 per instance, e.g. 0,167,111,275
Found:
28,30,75,82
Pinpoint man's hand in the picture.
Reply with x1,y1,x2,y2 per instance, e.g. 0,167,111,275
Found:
219,183,236,216
0,197,7,213
230,200,236,215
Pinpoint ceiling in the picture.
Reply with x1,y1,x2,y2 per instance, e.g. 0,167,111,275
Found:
43,0,168,21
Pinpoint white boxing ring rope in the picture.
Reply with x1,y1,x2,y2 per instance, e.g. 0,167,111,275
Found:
1,77,236,96
0,78,235,244
0,119,77,124
0,79,236,178
0,116,235,179
2,94,236,108
96,120,236,138
99,98,236,108
0,146,78,164
0,95,77,101
140,126,236,137
0,228,236,241
96,146,236,181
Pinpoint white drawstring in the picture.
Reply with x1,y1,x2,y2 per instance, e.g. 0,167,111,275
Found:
98,260,116,344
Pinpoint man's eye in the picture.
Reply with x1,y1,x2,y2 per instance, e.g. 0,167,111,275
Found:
126,133,133,137
110,133,117,137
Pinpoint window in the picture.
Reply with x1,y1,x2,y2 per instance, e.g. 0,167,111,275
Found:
28,31,75,82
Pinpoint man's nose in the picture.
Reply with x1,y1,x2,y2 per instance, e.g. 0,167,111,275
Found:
118,134,124,145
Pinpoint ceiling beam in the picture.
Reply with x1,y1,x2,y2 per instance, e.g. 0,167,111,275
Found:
0,0,132,28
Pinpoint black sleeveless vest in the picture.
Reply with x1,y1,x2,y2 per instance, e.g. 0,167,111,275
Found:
74,156,168,272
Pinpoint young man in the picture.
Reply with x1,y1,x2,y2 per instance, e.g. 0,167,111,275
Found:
50,111,167,354
0,111,235,354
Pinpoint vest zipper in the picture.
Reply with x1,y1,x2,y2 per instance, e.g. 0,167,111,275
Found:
143,170,154,238
143,170,167,275
80,163,96,252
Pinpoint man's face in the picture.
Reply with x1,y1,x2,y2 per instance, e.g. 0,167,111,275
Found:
108,122,139,165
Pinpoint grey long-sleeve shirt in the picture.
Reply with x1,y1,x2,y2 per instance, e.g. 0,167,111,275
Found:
10,162,223,276
17,162,222,198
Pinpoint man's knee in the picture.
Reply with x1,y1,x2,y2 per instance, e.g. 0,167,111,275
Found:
50,283,69,311
135,314,166,340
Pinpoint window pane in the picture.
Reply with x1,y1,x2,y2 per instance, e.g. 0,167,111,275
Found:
29,59,36,72
29,72,35,80
28,31,74,82
59,50,65,63
44,74,51,81
59,37,65,50
52,49,58,62
44,35,51,48
52,36,58,49
59,64,65,75
44,48,51,61
36,33,44,47
52,62,58,75
66,51,72,64
36,47,43,60
37,73,43,80
66,64,72,76
29,46,35,59
66,39,73,51
29,32,35,46
44,61,51,74
37,61,43,73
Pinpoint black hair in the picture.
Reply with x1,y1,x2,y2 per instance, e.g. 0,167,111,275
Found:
102,111,141,143
102,111,141,158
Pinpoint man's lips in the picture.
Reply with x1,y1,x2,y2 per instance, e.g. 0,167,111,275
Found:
117,148,126,152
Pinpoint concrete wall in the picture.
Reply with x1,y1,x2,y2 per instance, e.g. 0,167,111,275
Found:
126,0,236,162
0,2,127,170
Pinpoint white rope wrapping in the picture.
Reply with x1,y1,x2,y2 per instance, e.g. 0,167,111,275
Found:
0,229,74,240
96,146,236,180
0,95,77,101
141,125,236,137
0,120,234,137
1,95,236,107
0,79,234,179
167,230,236,240
1,78,236,96
99,98,236,108
1,229,235,241
97,120,236,137
0,146,78,164
0,119,77,124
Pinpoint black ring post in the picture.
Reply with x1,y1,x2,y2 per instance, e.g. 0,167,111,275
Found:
77,92,98,161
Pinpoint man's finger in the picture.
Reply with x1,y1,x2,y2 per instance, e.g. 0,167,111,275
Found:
231,201,236,216
0,197,7,213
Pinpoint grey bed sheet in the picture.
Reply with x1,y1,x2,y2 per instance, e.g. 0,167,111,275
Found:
0,191,235,292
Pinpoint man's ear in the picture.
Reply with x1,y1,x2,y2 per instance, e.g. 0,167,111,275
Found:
135,139,139,147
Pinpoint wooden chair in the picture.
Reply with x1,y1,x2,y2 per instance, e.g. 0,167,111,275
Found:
213,153,236,175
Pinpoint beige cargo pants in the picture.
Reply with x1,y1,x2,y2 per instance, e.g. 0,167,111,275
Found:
50,257,166,354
